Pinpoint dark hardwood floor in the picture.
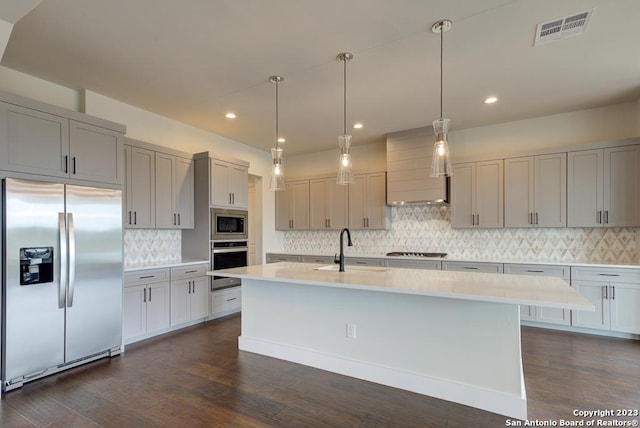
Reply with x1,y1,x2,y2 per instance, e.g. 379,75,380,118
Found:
1,315,638,427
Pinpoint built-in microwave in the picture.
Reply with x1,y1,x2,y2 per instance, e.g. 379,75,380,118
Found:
211,208,248,241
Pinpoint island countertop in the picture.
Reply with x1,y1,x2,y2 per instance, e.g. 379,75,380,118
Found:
210,262,593,311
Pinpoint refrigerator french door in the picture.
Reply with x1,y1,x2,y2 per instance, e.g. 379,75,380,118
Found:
2,178,123,391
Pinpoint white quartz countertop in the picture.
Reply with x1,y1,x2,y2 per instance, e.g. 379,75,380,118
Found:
269,252,640,269
124,259,209,272
209,262,594,310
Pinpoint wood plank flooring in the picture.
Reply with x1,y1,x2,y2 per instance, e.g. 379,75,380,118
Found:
1,315,638,427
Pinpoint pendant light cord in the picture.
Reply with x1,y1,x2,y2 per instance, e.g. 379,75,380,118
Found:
343,56,347,135
440,21,444,120
275,79,279,150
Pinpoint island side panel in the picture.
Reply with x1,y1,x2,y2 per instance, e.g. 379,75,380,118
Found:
239,278,527,419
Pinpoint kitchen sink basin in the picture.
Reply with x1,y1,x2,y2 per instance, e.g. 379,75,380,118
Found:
314,264,390,272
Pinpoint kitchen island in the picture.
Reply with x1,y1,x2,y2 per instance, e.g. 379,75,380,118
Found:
209,262,593,419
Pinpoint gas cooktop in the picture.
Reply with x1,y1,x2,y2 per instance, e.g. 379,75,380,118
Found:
385,252,447,258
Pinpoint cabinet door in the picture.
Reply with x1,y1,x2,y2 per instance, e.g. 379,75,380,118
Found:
123,285,147,342
290,180,309,230
146,282,171,334
609,283,640,334
125,146,155,228
155,153,176,228
451,163,475,228
210,159,232,207
174,156,194,228
520,305,536,322
604,146,640,227
69,120,123,184
348,174,367,229
190,277,209,320
567,149,603,227
572,280,609,330
275,185,291,230
504,157,534,228
535,153,566,227
475,160,503,228
328,179,349,230
230,164,248,208
170,280,191,327
309,178,329,229
0,102,69,178
365,172,389,229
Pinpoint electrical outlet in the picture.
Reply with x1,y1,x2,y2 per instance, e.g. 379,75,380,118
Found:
346,323,357,339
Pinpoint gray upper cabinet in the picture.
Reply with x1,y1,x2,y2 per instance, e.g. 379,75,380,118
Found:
275,180,310,230
568,145,640,227
309,177,348,230
124,145,156,228
210,158,248,209
348,172,390,230
155,153,194,229
0,100,124,185
504,153,566,228
451,160,503,228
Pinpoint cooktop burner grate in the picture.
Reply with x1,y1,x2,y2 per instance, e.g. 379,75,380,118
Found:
386,252,447,258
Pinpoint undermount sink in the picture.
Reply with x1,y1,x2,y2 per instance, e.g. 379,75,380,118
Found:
314,264,390,273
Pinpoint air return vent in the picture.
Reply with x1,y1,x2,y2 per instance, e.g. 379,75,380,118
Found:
534,9,593,46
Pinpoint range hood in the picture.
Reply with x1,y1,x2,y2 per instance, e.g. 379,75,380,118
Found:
386,129,449,205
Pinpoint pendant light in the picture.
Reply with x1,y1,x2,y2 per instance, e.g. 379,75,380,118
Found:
269,75,286,191
430,19,453,177
337,52,354,185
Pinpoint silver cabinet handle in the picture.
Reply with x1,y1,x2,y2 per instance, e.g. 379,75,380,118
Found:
139,275,155,279
63,155,69,174
598,273,620,276
229,193,232,204
226,297,237,302
128,211,132,225
535,212,539,225
602,285,608,300
471,214,475,226
67,213,76,307
463,266,479,270
134,211,137,225
143,287,147,303
597,210,602,224
178,213,181,225
232,193,235,204
604,210,609,225
149,287,152,301
529,213,533,225
173,213,177,225
72,157,77,175
58,212,67,309
188,280,191,294
611,286,615,300
185,270,197,273
526,270,544,273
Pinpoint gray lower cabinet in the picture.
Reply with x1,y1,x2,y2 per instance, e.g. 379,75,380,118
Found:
504,264,571,325
301,255,336,264
442,261,503,273
170,264,209,327
267,254,302,263
571,267,640,334
211,287,242,318
346,257,385,267
386,259,442,270
0,99,124,185
123,268,171,344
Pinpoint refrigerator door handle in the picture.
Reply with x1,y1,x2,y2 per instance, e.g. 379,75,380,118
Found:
58,213,67,309
67,213,76,307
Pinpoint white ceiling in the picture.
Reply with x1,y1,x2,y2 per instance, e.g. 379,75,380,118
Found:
2,0,639,155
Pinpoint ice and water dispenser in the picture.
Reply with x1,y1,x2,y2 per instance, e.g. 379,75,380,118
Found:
19,247,54,285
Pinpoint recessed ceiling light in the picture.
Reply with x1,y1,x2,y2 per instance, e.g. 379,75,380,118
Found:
353,122,363,129
225,112,237,119
277,137,286,143
484,96,498,104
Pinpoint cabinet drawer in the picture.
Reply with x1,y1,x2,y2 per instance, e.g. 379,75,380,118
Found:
170,264,208,280
571,267,640,283
386,259,442,270
442,261,503,273
504,264,569,280
124,268,170,286
266,254,301,263
211,287,242,314
301,255,335,264
346,257,385,267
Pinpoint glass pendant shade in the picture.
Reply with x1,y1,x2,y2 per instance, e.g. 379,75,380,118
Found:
337,134,354,185
270,146,285,191
431,118,452,177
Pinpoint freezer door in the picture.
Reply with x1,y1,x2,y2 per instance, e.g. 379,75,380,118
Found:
3,178,66,381
64,185,122,361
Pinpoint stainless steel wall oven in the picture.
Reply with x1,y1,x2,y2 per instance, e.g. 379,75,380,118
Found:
211,240,247,289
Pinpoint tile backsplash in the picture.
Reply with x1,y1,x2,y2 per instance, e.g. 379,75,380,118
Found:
124,229,182,266
282,205,639,264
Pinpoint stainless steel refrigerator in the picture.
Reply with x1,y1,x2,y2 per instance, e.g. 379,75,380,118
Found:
1,177,123,391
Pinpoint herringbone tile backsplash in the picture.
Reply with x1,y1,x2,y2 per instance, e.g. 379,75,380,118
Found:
124,229,182,265
282,205,639,264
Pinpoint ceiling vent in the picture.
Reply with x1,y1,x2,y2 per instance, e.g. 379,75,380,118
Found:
534,9,593,46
